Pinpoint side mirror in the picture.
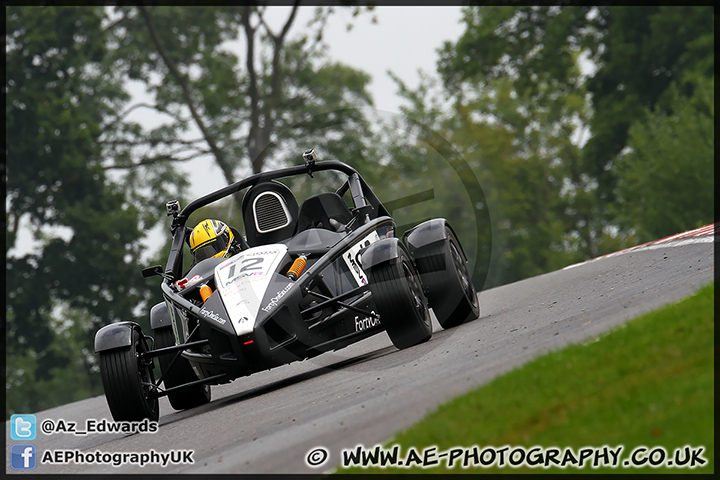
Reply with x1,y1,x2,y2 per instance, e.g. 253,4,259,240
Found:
141,265,163,278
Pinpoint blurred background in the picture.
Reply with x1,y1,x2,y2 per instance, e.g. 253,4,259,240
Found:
5,5,714,418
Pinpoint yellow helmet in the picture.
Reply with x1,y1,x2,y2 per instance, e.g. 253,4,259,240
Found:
189,219,235,262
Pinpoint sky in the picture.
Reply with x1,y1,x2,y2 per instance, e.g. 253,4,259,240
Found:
283,6,465,113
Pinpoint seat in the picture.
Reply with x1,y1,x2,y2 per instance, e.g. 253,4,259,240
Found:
296,192,353,233
242,181,299,246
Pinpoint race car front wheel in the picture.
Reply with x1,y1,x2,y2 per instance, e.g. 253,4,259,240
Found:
415,226,479,329
154,326,211,410
368,246,432,349
99,328,159,422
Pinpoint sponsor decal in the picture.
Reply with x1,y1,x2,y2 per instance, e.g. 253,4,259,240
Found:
355,312,380,332
218,253,282,287
215,245,289,336
223,258,265,285
261,283,294,313
343,231,381,286
199,309,227,325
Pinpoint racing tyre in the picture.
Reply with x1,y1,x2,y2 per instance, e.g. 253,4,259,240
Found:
99,328,159,421
368,245,432,349
415,226,479,329
154,327,211,410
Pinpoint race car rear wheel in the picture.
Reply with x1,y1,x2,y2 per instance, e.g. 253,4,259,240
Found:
154,327,211,411
415,226,480,329
368,246,432,349
99,328,159,421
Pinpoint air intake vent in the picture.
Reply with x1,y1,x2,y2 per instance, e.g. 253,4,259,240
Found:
254,191,291,233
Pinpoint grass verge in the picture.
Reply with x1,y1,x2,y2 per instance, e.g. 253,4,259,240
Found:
339,282,714,474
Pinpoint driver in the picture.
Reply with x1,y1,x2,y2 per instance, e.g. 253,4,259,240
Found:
188,219,244,262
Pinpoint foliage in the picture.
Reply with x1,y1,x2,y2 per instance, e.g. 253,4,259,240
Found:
438,6,596,104
102,5,377,189
401,5,714,286
412,7,597,286
364,81,493,289
614,74,714,242
5,6,155,416
583,6,714,205
6,305,103,417
439,6,713,212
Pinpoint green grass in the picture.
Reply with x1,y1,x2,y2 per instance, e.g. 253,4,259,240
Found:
339,282,714,474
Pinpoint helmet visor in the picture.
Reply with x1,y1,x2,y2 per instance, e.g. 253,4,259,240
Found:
192,231,231,261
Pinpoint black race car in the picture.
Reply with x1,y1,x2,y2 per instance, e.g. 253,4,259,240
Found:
94,151,480,421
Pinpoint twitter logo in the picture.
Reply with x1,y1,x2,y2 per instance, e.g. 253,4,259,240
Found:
11,414,37,440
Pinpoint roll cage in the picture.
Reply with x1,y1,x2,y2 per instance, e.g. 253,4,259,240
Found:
162,160,389,282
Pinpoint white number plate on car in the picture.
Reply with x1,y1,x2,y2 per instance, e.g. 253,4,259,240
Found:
214,244,288,336
342,230,380,286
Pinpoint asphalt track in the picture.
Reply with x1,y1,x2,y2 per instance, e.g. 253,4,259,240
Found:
6,226,715,474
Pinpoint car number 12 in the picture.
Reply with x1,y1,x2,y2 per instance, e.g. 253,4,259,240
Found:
220,256,268,288
226,257,264,280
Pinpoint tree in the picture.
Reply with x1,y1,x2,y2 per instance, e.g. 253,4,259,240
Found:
102,5,378,201
5,6,162,417
582,6,714,207
420,7,595,285
369,72,493,289
614,74,714,242
443,5,713,210
438,6,596,107
433,5,713,269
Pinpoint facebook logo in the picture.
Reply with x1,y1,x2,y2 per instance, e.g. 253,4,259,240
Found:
10,414,36,440
11,444,37,470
